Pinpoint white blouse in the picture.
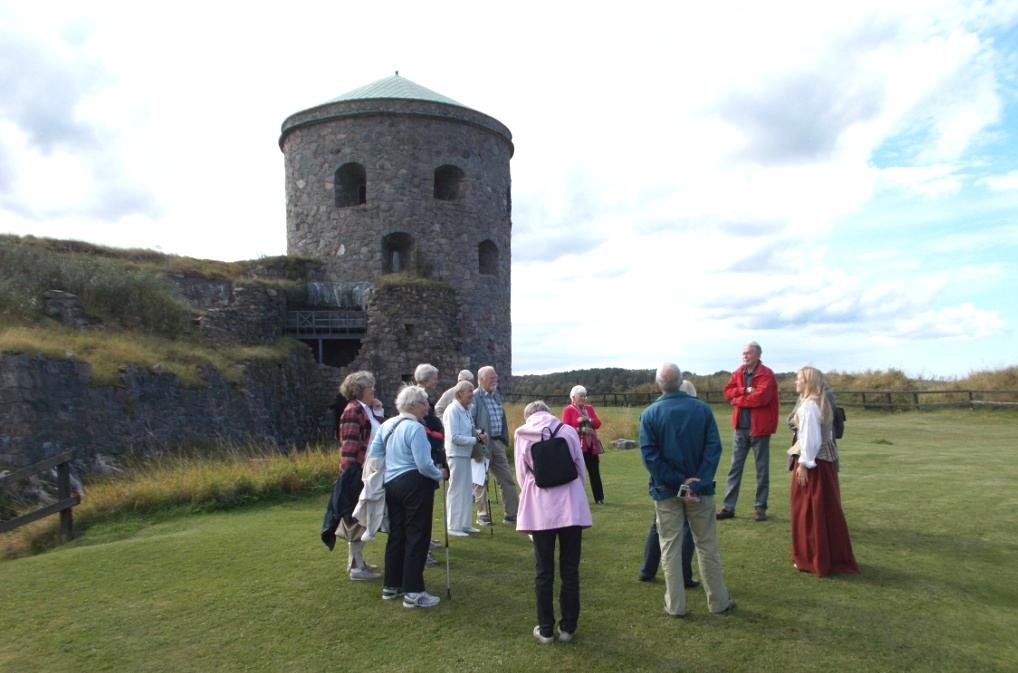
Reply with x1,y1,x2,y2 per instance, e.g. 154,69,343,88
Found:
796,399,831,469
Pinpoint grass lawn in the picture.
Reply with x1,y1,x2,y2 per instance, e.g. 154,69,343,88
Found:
1,407,1016,673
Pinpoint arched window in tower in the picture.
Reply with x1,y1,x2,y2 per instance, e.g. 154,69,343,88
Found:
434,164,465,201
335,163,366,207
478,240,498,276
382,232,414,273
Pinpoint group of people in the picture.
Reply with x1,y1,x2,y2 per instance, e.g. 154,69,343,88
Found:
322,342,858,641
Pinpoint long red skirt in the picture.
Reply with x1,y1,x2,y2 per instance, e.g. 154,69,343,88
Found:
790,460,859,577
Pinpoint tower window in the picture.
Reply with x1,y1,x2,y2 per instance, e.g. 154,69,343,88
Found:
434,165,465,201
478,240,498,275
382,232,414,273
336,163,366,207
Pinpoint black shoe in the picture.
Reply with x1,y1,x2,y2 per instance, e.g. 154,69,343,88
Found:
684,579,700,589
716,508,735,520
638,574,654,582
754,508,768,522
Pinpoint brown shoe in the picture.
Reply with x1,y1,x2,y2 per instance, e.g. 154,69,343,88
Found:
754,508,767,522
716,508,735,520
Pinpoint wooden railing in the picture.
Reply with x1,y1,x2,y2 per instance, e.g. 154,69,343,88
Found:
506,389,1018,411
0,450,79,541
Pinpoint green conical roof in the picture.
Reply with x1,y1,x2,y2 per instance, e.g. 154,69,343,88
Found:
327,74,466,108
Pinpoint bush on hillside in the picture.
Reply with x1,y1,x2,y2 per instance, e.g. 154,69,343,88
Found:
0,237,194,337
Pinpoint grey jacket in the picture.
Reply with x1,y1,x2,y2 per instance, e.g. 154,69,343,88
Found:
471,386,508,444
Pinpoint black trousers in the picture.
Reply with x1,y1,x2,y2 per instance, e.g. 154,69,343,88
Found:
532,526,582,637
640,518,694,583
383,470,436,593
583,453,604,503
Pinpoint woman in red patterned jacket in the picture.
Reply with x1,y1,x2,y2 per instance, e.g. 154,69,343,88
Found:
337,371,386,581
561,385,605,504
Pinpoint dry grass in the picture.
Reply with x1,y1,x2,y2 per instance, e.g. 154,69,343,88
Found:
0,444,337,559
0,326,303,386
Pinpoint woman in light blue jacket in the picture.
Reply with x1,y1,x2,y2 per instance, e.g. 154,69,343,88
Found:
368,385,447,608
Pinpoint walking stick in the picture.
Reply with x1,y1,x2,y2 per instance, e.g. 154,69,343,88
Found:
442,478,451,599
485,468,494,537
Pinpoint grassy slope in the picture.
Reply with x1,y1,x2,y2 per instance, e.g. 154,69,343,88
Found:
1,407,1016,673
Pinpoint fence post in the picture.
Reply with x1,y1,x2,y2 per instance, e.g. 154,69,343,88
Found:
913,392,919,410
57,461,74,541
885,392,892,410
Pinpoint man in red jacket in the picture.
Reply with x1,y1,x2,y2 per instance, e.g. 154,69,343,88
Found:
717,342,779,522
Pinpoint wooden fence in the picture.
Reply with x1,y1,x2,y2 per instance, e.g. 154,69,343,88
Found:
0,450,79,540
506,389,1018,411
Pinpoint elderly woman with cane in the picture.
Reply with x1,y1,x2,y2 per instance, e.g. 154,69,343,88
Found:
514,401,593,644
368,385,449,607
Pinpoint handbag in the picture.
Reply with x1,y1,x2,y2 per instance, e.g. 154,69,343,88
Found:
530,422,579,488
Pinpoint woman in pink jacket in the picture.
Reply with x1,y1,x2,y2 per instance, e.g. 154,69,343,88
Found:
514,401,593,645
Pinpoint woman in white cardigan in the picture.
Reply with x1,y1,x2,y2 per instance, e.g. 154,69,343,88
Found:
443,380,485,536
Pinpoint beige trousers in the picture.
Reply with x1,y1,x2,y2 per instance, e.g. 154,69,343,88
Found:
655,494,731,615
336,518,367,570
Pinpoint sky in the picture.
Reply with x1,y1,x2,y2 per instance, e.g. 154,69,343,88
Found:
2,1,1017,378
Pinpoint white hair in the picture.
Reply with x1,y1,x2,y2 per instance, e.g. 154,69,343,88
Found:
569,385,587,399
745,341,762,356
656,363,681,393
523,400,550,418
395,385,429,413
679,379,698,397
452,380,475,397
477,365,496,380
457,369,474,382
414,363,439,385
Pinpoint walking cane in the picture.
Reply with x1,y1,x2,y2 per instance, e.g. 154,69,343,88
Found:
485,468,494,537
442,477,452,599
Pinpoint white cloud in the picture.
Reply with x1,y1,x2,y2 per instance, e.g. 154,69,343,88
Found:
892,302,1006,339
978,170,1018,191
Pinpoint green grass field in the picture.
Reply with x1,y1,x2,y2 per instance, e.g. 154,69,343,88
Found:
1,407,1016,673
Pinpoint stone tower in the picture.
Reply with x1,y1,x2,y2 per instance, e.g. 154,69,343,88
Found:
279,74,513,398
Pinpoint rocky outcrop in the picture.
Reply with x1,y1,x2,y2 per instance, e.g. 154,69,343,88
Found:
0,350,341,471
42,290,94,329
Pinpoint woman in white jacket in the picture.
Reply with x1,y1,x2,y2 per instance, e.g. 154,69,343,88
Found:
442,380,485,536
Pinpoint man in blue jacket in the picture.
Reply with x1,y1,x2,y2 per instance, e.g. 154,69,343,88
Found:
640,363,736,618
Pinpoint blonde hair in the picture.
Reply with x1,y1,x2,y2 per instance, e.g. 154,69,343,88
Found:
797,366,832,426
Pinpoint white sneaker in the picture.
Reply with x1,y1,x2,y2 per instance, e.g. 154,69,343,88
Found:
463,527,481,534
556,626,574,642
533,625,553,645
349,567,381,581
403,591,441,608
448,529,470,537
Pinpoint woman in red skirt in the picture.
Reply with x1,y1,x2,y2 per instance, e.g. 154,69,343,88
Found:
788,367,858,577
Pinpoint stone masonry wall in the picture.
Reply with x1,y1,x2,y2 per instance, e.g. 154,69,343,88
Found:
345,282,466,405
0,350,340,470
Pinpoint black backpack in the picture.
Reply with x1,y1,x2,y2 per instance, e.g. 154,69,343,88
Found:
530,423,578,488
833,406,846,440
